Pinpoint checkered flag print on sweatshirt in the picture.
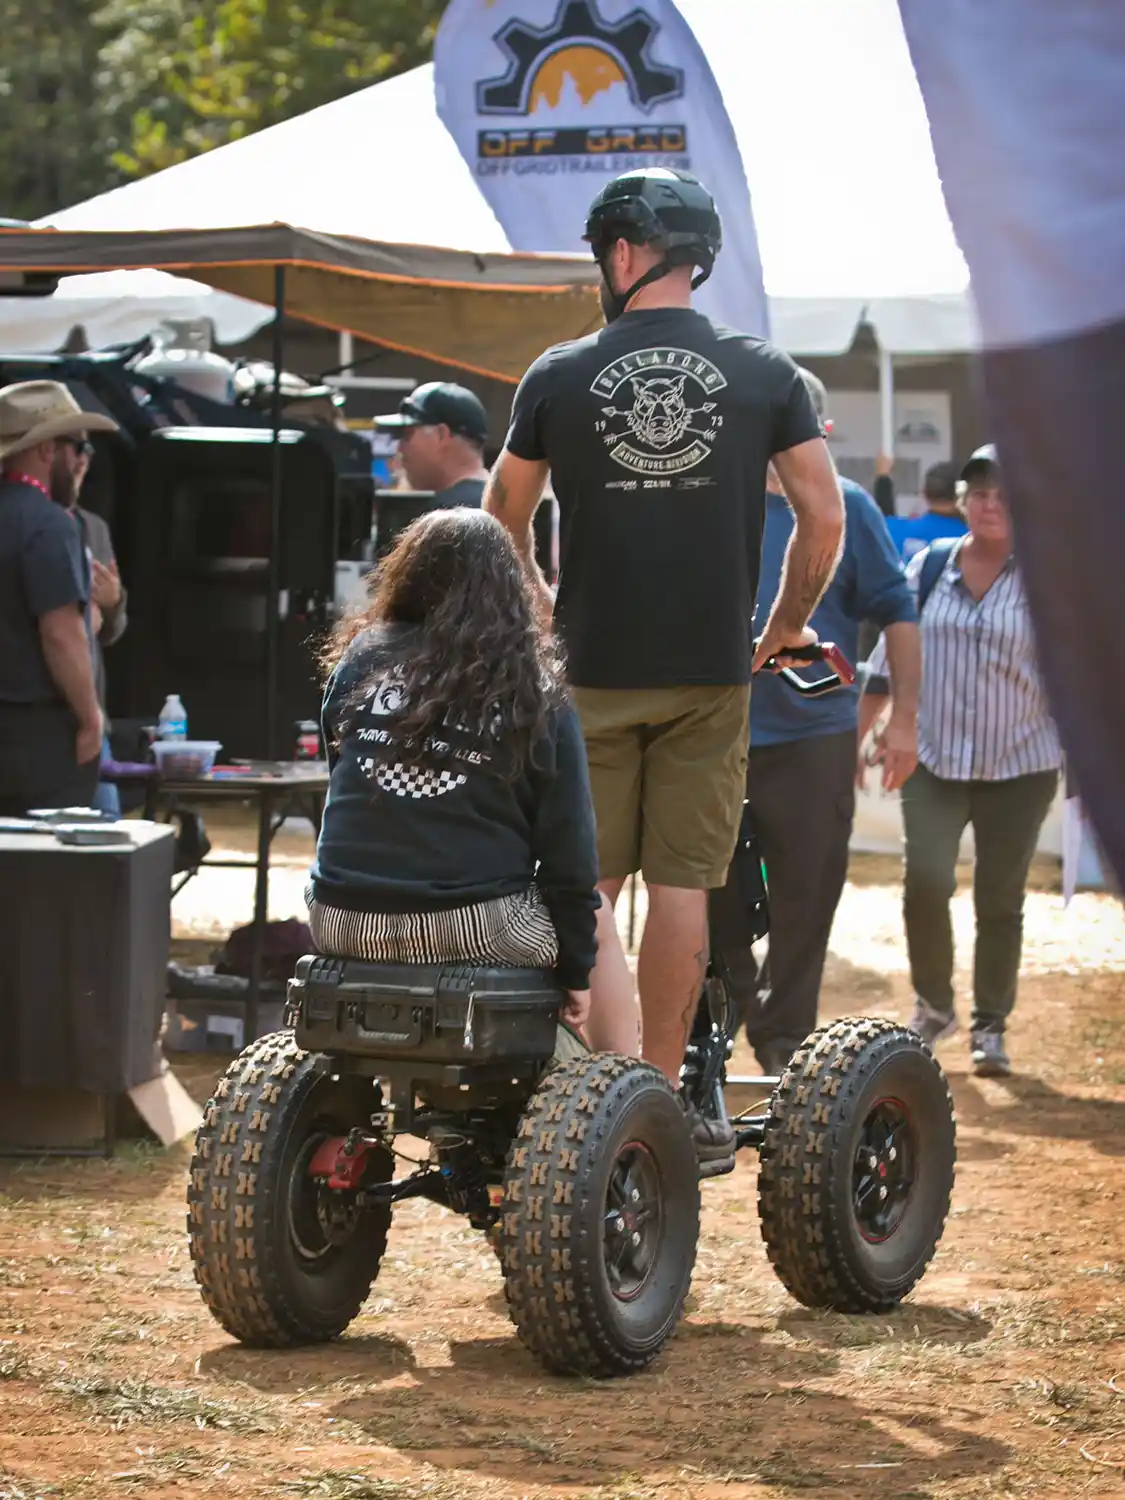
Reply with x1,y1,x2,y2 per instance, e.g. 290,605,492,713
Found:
370,761,468,799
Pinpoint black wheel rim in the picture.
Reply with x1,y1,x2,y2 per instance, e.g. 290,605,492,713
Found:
287,1131,363,1265
602,1141,663,1301
852,1096,916,1244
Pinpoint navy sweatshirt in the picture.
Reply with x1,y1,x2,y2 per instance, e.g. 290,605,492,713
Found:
310,624,599,989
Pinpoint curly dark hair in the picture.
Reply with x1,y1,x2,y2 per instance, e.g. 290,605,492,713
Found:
322,508,564,778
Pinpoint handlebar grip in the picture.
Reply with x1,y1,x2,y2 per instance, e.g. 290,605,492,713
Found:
752,639,857,686
762,642,823,665
816,643,857,687
752,638,857,697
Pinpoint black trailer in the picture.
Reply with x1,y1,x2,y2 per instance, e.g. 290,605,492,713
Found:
0,349,374,758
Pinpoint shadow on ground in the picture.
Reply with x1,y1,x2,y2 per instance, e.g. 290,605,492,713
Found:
202,1318,1009,1492
952,1074,1125,1158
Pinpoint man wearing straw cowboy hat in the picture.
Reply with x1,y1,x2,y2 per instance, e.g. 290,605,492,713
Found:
0,381,118,815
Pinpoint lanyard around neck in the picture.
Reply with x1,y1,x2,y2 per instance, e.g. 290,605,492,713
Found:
6,471,51,500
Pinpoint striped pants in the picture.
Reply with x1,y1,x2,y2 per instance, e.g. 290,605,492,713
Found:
305,883,559,969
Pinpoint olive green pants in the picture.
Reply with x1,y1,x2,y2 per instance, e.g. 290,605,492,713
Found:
902,765,1058,1032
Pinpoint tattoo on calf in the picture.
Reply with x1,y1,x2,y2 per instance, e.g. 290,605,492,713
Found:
677,945,709,1041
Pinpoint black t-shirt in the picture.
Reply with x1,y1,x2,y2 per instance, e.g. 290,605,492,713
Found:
0,480,90,704
436,475,486,508
505,307,822,688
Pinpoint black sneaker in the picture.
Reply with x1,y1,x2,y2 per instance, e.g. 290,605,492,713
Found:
971,1030,1011,1077
908,996,960,1048
682,1100,737,1179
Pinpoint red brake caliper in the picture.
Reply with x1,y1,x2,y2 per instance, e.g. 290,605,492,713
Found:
307,1134,380,1191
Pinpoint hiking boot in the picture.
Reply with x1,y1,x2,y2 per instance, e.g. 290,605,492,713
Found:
907,996,960,1048
971,1030,1011,1078
682,1100,737,1179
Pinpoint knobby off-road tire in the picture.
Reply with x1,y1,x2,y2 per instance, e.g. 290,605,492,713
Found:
187,1031,392,1347
500,1052,699,1378
758,1017,956,1313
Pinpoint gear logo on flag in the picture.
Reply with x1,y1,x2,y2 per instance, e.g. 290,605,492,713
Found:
478,0,683,116
436,0,770,335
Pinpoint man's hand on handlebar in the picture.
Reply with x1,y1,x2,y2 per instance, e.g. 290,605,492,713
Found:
751,622,818,674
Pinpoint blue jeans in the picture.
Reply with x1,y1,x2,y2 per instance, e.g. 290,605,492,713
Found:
93,732,121,816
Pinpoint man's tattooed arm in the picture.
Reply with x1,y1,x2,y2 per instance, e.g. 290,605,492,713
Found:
767,436,847,631
774,538,842,628
483,450,554,629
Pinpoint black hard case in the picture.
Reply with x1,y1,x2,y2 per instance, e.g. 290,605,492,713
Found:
289,956,564,1065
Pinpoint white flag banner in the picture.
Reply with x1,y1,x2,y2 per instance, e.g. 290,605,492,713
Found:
894,1,1125,893
434,0,767,337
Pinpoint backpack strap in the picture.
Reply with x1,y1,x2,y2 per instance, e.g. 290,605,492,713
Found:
917,536,961,616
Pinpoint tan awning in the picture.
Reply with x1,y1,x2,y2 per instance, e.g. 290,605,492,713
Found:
0,223,602,381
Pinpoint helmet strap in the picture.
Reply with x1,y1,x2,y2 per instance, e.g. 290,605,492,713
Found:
599,252,713,322
599,257,673,323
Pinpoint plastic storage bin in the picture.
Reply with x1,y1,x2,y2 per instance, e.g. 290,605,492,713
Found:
151,740,222,778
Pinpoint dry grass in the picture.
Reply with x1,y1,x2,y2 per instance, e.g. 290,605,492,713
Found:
1,830,1123,1499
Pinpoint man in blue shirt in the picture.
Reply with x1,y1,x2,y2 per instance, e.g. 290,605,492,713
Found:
716,370,921,1075
884,461,967,563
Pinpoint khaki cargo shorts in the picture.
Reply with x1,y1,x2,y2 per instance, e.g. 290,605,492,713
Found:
571,683,751,890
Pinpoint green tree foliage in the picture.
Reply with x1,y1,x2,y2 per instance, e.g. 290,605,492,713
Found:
0,0,117,220
99,0,445,177
0,0,445,219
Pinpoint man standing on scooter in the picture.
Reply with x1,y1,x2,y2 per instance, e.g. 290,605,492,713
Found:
486,167,845,1172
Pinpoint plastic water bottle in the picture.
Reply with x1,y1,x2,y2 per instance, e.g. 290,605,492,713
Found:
158,693,188,741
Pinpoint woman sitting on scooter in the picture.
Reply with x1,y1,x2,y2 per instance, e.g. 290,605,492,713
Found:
309,507,636,1051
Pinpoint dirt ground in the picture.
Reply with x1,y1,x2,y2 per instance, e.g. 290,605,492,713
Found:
2,812,1124,1500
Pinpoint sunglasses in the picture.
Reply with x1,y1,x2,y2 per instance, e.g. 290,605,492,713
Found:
64,438,95,458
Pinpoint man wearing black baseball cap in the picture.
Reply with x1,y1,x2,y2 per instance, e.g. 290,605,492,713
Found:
374,381,490,508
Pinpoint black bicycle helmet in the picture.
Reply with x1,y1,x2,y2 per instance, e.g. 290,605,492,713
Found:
583,167,723,320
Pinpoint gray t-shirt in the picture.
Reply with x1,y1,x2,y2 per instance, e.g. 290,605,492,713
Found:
436,476,485,509
0,479,89,704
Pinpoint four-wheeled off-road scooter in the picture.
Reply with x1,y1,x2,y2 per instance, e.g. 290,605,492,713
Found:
187,643,957,1377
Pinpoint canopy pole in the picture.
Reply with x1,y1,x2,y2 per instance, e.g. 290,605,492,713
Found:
878,345,895,460
265,265,286,761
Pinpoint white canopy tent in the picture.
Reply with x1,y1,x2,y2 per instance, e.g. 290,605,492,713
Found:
11,0,975,384
0,266,271,351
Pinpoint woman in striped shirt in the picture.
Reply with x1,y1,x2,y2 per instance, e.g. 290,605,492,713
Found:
861,446,1061,1077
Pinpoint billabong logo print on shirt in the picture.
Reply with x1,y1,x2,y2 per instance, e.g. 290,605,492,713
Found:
591,347,727,475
